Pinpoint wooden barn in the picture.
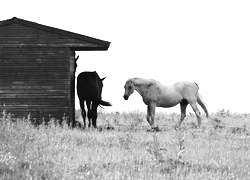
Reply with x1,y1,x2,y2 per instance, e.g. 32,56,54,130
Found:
0,17,110,124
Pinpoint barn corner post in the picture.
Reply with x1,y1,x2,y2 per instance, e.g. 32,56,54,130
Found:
69,50,77,127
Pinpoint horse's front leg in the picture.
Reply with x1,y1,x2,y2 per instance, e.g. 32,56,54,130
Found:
147,103,156,128
146,105,152,126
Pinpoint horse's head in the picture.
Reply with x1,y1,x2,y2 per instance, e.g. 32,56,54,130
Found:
96,74,106,97
123,80,135,100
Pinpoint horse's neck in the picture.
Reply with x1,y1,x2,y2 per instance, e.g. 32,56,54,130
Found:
132,78,151,96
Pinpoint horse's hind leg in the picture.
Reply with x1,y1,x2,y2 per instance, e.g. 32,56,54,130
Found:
91,102,98,128
80,100,86,128
178,100,188,127
86,100,92,127
189,102,201,126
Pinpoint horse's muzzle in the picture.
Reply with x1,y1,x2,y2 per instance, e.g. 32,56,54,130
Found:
123,95,128,100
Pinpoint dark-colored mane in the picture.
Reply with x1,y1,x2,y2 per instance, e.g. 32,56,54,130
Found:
77,71,111,128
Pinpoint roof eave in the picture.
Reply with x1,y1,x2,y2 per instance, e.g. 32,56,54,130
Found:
0,17,111,51
71,46,110,51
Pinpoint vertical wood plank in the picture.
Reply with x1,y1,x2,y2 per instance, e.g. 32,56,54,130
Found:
69,50,76,125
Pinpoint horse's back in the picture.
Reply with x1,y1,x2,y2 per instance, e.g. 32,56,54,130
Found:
77,72,98,88
173,81,199,98
77,71,101,101
174,81,198,88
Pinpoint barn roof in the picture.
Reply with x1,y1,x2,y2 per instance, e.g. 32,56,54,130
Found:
0,17,110,51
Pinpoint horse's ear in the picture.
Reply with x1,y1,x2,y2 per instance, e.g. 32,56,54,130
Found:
101,77,106,81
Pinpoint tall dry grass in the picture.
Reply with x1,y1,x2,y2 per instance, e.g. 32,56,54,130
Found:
1,109,250,179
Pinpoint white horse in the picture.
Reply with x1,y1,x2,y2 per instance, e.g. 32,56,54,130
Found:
123,78,209,130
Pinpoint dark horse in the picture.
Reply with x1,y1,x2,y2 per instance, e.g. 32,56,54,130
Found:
77,71,111,128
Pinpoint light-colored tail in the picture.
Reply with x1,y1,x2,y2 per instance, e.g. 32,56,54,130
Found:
197,94,209,118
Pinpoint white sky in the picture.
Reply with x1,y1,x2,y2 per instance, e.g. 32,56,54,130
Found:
2,1,250,114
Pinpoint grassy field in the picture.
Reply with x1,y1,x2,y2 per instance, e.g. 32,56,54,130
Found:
1,109,250,179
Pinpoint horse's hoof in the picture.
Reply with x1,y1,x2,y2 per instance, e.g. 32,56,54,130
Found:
174,125,180,130
147,127,160,132
153,127,160,132
106,126,115,130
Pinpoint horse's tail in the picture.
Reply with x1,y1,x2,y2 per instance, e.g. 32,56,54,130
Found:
197,93,209,118
99,99,112,106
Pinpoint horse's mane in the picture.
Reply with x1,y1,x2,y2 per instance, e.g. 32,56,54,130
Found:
130,77,160,85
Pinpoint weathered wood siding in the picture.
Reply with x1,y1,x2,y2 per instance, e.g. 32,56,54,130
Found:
0,23,92,46
0,22,74,120
0,47,71,119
